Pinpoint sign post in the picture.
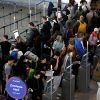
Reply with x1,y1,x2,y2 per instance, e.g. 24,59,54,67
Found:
6,77,27,100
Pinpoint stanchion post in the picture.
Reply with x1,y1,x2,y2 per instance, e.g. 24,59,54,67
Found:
14,4,17,19
10,13,11,32
2,6,5,28
50,65,53,100
40,12,41,23
28,0,32,22
21,9,23,27
29,10,32,22
13,3,16,30
35,4,37,21
86,41,89,89
16,21,18,29
14,16,16,30
70,52,72,100
43,0,46,16
3,26,5,35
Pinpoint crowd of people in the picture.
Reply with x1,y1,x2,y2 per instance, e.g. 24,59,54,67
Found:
0,0,100,100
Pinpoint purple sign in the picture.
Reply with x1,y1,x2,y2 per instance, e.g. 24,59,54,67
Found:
6,77,27,99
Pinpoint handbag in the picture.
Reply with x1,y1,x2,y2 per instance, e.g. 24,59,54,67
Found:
92,60,100,82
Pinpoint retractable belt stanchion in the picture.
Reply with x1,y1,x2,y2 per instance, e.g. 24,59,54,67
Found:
4,26,5,35
33,4,38,23
13,3,16,30
40,12,42,28
43,0,46,16
42,64,59,100
20,9,23,27
35,4,37,21
2,6,5,35
50,65,53,100
77,41,90,92
28,0,32,22
10,13,12,33
62,53,75,100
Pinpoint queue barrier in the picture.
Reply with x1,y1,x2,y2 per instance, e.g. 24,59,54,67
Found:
77,53,91,92
62,64,75,100
0,9,22,19
0,11,41,35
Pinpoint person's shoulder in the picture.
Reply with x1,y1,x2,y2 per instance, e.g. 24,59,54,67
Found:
75,38,79,41
75,38,80,43
33,28,39,32
7,41,11,45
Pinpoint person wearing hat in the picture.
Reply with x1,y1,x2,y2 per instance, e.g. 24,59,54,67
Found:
88,27,99,52
88,28,99,46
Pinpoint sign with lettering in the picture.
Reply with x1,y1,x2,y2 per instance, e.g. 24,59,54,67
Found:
6,77,27,99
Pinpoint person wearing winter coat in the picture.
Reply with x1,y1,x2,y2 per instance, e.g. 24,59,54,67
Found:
88,28,99,46
47,2,54,17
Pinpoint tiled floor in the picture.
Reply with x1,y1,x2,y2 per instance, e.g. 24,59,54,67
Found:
56,81,98,100
75,81,97,100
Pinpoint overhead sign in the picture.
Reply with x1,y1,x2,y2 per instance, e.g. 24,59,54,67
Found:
6,77,27,99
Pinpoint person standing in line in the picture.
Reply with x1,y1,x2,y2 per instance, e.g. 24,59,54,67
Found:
41,16,52,43
73,15,88,34
26,22,40,51
0,35,11,63
74,33,86,59
41,16,52,54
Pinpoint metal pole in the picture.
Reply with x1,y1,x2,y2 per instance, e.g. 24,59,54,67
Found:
57,0,61,9
4,26,5,35
35,4,37,21
14,3,16,30
50,65,53,100
40,12,41,23
29,0,32,22
2,7,5,26
21,9,23,27
2,6,5,35
70,52,72,100
86,41,89,89
17,21,18,29
43,0,46,16
10,13,11,32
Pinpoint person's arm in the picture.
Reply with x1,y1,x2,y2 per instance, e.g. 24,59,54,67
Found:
54,57,59,71
40,71,46,75
5,65,11,82
6,75,9,82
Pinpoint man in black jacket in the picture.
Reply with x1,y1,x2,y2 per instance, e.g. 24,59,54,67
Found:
0,35,11,62
41,16,52,43
26,22,40,51
41,16,52,54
